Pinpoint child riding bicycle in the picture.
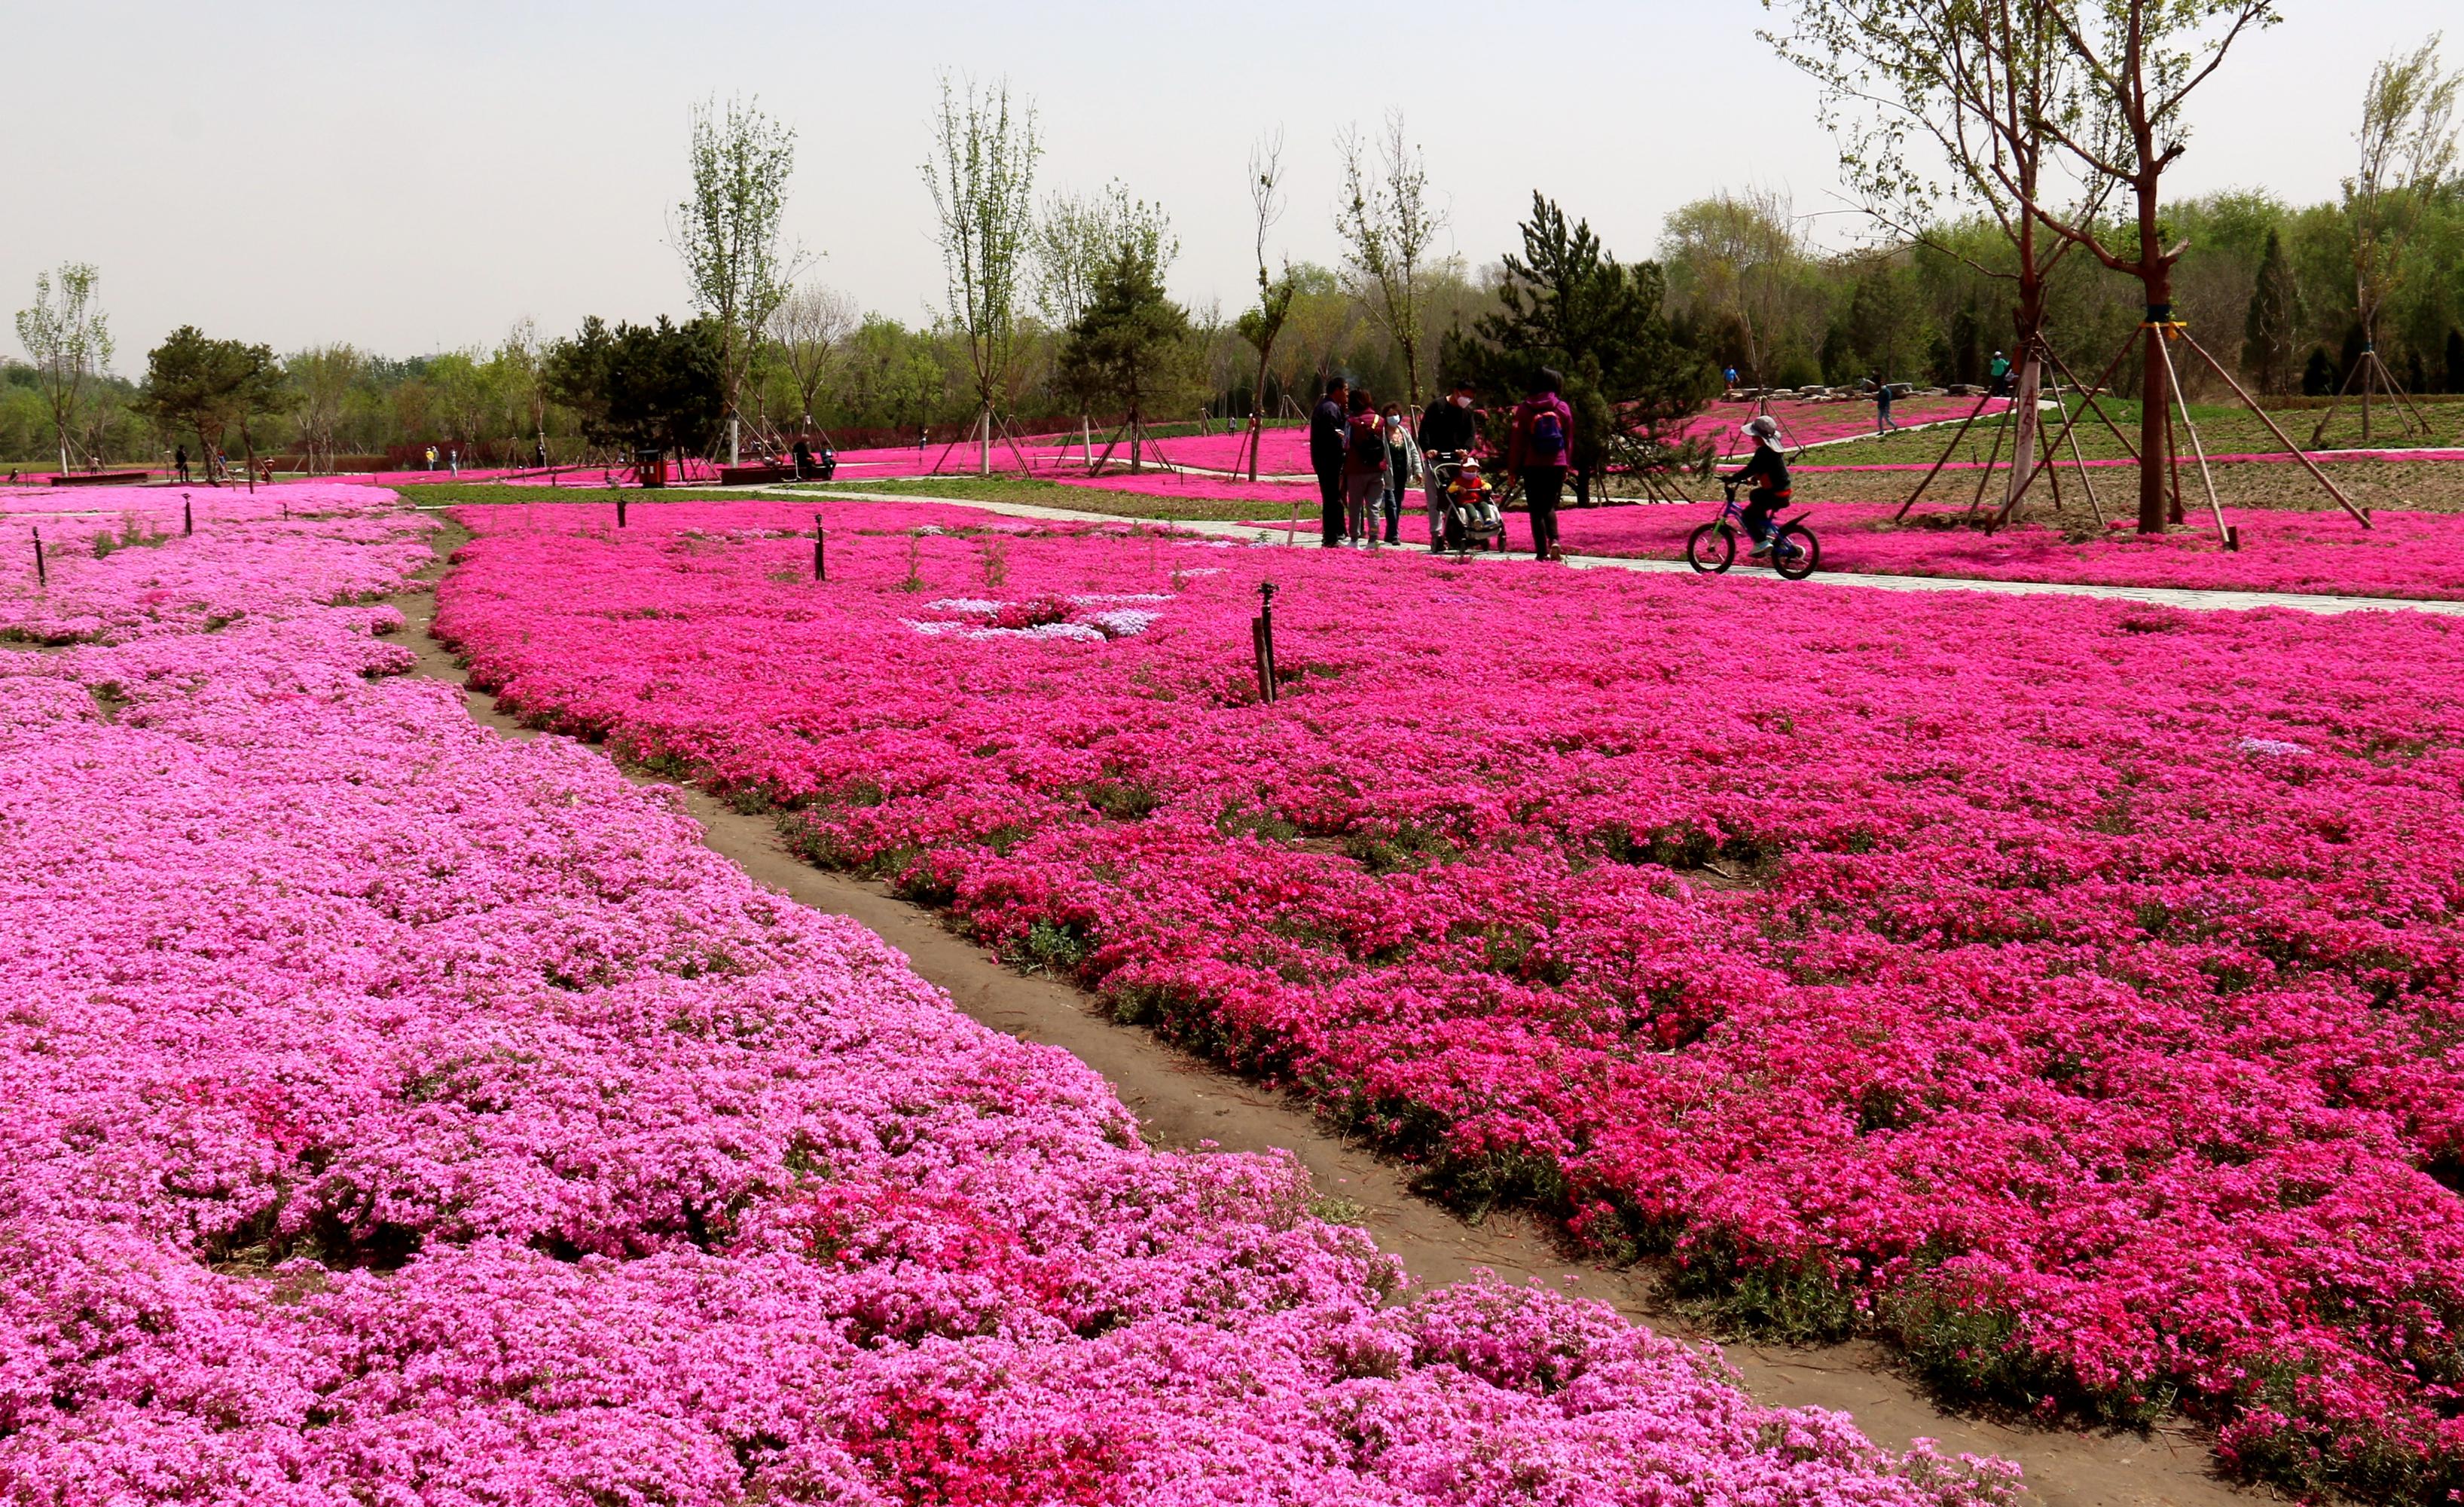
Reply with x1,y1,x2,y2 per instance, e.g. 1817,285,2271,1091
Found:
1723,415,1797,558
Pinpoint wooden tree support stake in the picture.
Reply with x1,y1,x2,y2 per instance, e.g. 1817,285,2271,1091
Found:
1251,581,1279,704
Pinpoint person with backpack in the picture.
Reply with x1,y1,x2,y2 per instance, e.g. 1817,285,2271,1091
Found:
1310,376,1351,548
1507,368,1573,561
1343,387,1389,546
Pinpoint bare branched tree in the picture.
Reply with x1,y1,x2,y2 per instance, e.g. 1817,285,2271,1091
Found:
673,96,800,463
2026,0,2279,533
768,283,859,433
1236,130,1298,481
1769,0,2112,511
1335,111,1446,408
924,74,1042,473
1034,182,1176,330
14,262,112,475
2338,34,2461,439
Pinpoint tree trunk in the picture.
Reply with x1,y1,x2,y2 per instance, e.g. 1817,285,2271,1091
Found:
2004,353,2044,517
979,406,991,476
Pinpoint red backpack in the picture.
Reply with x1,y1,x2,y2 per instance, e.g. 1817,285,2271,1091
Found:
1348,411,1386,469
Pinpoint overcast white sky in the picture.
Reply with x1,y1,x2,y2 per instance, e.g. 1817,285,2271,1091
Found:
4,1,2451,364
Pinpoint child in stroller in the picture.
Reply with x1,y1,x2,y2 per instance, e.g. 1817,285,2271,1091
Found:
1426,452,1507,555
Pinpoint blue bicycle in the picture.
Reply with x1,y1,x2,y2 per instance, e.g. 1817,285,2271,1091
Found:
1687,481,1820,579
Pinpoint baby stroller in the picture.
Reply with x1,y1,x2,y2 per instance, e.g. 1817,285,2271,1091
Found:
1429,451,1508,555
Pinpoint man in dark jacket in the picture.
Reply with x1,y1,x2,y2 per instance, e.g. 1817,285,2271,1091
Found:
1310,377,1349,547
1417,378,1479,554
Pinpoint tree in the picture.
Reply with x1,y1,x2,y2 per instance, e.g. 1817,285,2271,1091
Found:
14,263,111,475
1055,247,1202,474
1658,190,1821,388
1235,130,1299,482
2242,227,2302,395
2337,33,2460,438
493,319,548,460
1452,194,1714,501
1034,181,1175,330
287,345,365,473
1843,258,1935,384
674,96,798,463
1768,0,2111,513
139,327,283,488
923,74,1040,473
767,283,858,433
2029,0,2280,532
545,316,725,460
1334,110,1446,408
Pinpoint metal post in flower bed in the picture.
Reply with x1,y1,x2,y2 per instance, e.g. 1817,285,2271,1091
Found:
32,528,46,587
183,494,193,536
814,515,826,581
1251,581,1278,704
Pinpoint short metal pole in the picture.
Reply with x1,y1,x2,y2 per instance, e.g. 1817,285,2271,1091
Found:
1256,581,1278,703
32,529,45,587
814,517,826,581
617,492,627,529
183,494,193,536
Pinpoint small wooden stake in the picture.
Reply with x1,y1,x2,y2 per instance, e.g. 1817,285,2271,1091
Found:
183,494,193,536
1253,581,1279,703
617,493,627,529
814,517,826,581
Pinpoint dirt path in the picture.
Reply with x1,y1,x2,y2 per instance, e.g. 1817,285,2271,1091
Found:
389,525,2269,1507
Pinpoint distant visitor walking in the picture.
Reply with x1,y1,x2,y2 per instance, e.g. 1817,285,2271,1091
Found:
1873,378,1899,436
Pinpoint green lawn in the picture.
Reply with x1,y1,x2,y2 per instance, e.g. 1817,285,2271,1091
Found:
1806,396,2463,472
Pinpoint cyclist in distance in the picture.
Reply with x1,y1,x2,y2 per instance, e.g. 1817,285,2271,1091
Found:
1723,415,1794,558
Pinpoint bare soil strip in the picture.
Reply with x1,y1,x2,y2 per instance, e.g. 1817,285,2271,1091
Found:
389,521,2270,1507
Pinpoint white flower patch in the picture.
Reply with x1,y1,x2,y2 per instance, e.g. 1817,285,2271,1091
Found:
904,619,970,636
1071,592,1171,606
927,598,1005,616
976,621,1107,642
1088,609,1162,637
1177,567,1224,576
2237,737,2307,757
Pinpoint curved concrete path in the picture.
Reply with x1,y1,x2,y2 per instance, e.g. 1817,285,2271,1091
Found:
774,486,2464,619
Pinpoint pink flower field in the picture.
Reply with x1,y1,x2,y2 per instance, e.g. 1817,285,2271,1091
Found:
0,487,2031,1502
435,499,2464,1501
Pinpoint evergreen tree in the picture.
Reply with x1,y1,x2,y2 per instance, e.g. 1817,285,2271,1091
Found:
2446,329,2464,394
1055,246,1201,472
2241,228,2303,396
1447,193,1714,497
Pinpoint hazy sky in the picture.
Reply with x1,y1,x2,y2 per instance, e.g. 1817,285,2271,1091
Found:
5,1,2451,365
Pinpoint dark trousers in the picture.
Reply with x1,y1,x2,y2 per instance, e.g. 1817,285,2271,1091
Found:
1743,487,1785,542
1317,466,1345,547
1521,466,1564,557
1381,485,1402,543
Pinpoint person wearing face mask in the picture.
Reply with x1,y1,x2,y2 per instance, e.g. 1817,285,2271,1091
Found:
1417,378,1479,554
1379,402,1419,546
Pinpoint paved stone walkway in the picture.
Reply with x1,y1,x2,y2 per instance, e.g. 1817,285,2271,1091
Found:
779,487,2464,619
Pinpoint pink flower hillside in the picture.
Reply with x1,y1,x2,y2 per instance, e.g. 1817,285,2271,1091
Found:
0,498,2018,1502
436,498,2464,1502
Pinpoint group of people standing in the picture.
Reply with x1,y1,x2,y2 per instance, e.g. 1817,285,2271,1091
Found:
1308,368,1575,561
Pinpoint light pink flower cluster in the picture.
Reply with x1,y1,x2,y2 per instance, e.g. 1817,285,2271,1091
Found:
0,491,2019,1504
2,483,431,643
437,499,2464,1501
1680,397,2011,454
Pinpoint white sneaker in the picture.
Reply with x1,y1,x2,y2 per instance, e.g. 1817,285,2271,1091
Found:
1748,540,1773,558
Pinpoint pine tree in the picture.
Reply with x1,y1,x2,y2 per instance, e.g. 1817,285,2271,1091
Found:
2241,228,2302,396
